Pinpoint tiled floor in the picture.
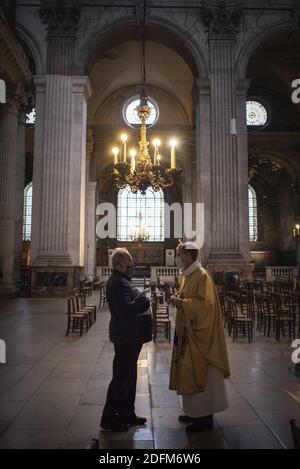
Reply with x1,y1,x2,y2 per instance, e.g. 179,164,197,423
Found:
0,294,299,449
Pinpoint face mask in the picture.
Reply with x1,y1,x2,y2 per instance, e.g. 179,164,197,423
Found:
175,257,184,269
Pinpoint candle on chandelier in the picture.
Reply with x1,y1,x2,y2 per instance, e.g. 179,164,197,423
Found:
169,139,177,169
120,134,128,162
293,228,296,238
112,147,119,165
152,139,161,165
130,149,136,173
157,154,161,165
297,224,300,236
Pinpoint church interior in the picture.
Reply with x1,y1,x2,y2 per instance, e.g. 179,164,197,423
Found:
0,0,300,450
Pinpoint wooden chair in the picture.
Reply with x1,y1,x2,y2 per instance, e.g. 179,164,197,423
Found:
75,291,96,326
81,291,97,323
98,282,107,309
80,279,92,298
273,296,296,341
66,297,89,337
227,298,253,343
151,298,171,342
290,419,300,449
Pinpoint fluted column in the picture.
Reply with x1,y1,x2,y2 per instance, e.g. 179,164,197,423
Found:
209,40,240,259
14,112,26,283
195,79,211,263
0,99,19,293
200,2,250,271
31,75,91,267
85,182,97,277
236,79,251,263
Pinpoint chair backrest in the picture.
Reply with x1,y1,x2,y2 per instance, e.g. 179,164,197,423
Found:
70,295,77,314
74,293,81,311
227,298,237,319
154,305,169,321
290,419,300,449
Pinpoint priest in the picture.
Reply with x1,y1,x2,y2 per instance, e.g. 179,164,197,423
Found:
170,242,230,432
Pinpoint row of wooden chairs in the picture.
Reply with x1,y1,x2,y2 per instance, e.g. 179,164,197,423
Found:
66,291,97,337
220,288,299,342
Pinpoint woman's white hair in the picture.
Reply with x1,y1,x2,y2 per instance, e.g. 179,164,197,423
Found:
111,248,132,268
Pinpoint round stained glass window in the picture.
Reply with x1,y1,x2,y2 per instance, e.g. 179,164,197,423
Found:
246,100,268,128
123,96,159,128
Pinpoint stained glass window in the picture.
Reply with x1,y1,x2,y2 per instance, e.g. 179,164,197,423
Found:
123,96,159,128
117,186,164,242
23,182,32,241
248,185,258,242
246,101,268,127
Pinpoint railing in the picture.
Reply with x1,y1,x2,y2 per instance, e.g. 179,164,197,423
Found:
265,266,298,283
151,266,179,282
96,267,112,282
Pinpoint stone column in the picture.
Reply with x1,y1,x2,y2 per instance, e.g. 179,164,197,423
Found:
30,1,92,295
0,98,18,294
86,182,97,277
200,3,250,274
14,111,26,284
0,86,28,295
31,75,91,267
236,79,251,264
195,79,211,264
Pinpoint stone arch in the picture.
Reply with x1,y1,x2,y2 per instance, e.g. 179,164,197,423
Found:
236,20,295,80
15,24,46,75
93,83,191,127
75,17,208,79
249,150,298,184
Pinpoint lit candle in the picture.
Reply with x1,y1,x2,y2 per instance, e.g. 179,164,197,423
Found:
152,139,161,165
157,154,161,166
112,147,119,165
169,138,177,169
293,228,296,238
297,224,300,236
120,134,128,162
130,148,136,173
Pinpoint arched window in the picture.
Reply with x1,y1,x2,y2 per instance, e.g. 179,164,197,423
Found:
248,185,258,242
23,182,32,241
117,186,164,242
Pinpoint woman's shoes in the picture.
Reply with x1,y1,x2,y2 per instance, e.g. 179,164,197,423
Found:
185,415,213,433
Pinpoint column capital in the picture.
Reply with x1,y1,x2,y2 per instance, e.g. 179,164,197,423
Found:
72,76,92,100
200,0,243,41
40,0,81,38
0,83,33,114
194,78,210,95
33,75,47,93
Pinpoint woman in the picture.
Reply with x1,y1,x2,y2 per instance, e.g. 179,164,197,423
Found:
169,242,230,432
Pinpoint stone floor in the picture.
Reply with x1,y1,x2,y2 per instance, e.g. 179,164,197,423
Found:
0,294,299,449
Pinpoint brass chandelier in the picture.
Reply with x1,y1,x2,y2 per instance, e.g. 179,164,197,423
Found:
130,212,150,242
111,0,182,194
